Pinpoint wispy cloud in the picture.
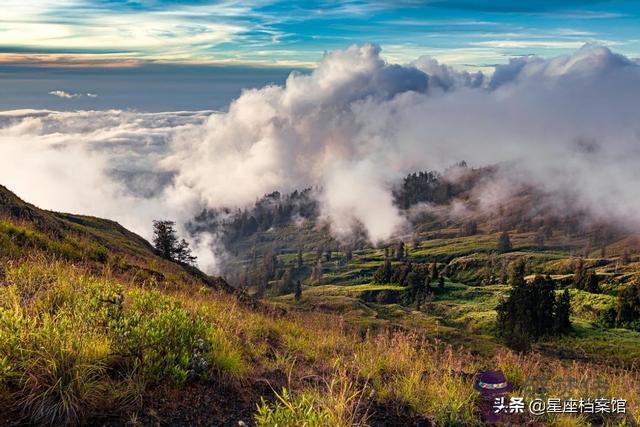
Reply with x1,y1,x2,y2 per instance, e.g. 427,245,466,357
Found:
49,90,97,99
473,40,597,49
0,0,639,68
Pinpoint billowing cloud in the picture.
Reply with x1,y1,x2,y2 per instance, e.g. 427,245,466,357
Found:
2,43,640,271
0,109,209,238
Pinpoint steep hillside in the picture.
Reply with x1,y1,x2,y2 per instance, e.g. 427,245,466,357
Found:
0,184,236,293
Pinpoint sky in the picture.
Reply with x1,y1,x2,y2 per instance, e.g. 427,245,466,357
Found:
2,1,640,270
1,0,639,110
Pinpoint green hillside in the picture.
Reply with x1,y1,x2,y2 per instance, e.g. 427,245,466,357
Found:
1,184,639,426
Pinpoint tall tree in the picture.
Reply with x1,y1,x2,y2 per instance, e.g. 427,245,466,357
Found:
280,268,293,294
616,281,640,329
153,220,178,259
508,259,526,287
152,220,197,265
554,289,571,334
460,220,478,237
498,231,512,253
312,259,323,284
373,258,393,284
534,228,546,249
430,262,439,281
263,250,277,280
496,271,570,350
621,248,631,265
572,258,585,289
396,242,405,260
345,248,353,262
294,280,302,301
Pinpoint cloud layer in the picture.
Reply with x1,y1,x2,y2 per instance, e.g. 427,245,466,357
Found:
2,44,640,270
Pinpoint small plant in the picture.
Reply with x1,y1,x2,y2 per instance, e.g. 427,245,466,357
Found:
255,365,369,427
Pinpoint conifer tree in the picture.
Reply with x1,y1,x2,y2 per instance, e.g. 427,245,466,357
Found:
621,248,630,265
508,259,526,287
313,259,323,284
280,268,293,294
497,269,571,349
294,280,302,301
573,258,584,289
582,270,600,293
615,280,640,329
430,262,439,281
424,275,432,292
152,220,197,265
498,231,512,253
373,258,393,284
554,289,571,333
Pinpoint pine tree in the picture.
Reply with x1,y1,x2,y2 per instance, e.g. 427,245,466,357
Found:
280,268,293,294
498,231,512,253
313,259,323,284
508,259,526,287
615,280,640,328
373,258,393,284
294,280,302,301
297,249,303,268
174,238,197,264
534,228,545,249
406,271,421,302
500,259,509,285
424,275,432,292
460,220,478,237
263,250,277,280
582,270,600,293
573,258,584,289
396,242,405,260
621,248,630,265
152,220,197,265
438,276,445,291
430,262,439,281
554,289,571,333
256,273,268,298
496,270,570,350
152,220,178,260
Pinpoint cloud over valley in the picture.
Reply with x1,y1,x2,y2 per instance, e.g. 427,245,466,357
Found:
2,44,640,271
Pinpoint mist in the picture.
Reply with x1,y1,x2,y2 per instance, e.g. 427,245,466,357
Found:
1,43,640,272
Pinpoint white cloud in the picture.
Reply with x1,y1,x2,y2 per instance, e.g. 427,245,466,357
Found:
3,43,640,269
49,90,79,99
48,90,98,99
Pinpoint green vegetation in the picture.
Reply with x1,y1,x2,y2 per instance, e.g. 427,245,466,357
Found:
2,184,640,425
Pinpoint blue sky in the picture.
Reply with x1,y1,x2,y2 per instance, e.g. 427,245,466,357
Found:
2,0,639,68
1,0,639,110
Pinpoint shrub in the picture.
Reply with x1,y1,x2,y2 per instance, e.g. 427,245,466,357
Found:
101,288,210,384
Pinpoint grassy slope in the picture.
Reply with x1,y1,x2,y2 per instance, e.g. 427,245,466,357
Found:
1,185,640,426
228,219,640,423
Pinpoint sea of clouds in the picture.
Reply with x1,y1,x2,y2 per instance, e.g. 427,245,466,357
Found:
1,43,639,272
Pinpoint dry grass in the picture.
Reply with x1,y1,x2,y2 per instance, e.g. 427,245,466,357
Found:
1,256,639,426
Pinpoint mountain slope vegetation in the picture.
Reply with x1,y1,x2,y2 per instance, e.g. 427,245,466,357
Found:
1,184,639,426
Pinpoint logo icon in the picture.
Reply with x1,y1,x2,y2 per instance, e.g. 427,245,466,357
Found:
474,370,513,423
